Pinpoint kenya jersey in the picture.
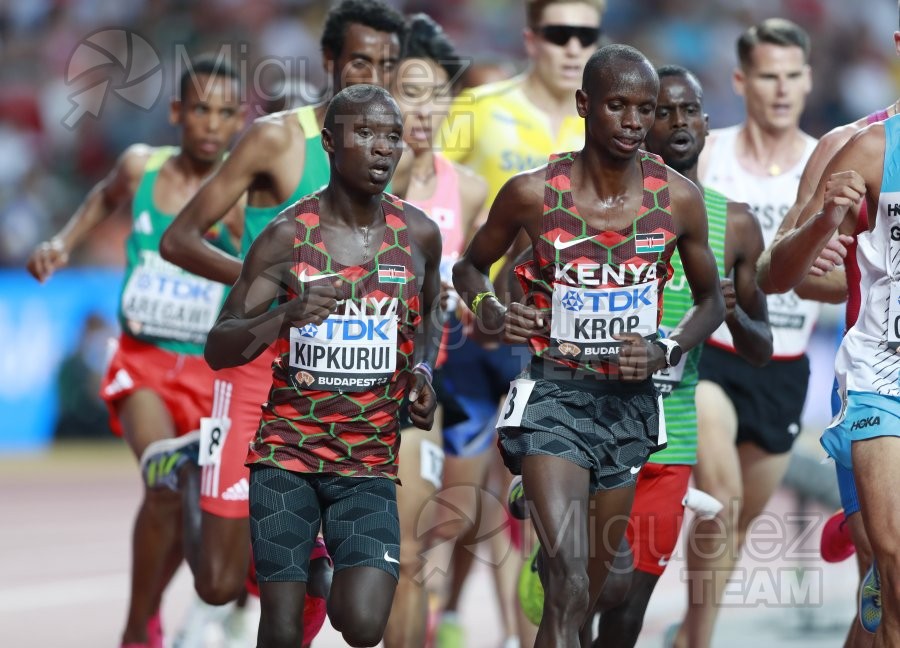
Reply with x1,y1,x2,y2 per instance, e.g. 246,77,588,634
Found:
246,192,420,478
520,151,676,376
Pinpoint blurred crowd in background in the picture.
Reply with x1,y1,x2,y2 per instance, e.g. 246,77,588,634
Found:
0,0,897,443
2,0,899,268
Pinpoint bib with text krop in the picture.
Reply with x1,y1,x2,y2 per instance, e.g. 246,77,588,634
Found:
289,301,398,393
549,281,658,362
120,251,224,344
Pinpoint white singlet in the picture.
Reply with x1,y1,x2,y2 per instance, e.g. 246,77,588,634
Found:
702,125,819,360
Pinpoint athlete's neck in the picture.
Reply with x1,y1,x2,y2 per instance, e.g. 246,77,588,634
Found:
409,147,436,182
172,150,218,179
737,119,807,177
521,71,575,134
320,184,383,229
576,146,642,199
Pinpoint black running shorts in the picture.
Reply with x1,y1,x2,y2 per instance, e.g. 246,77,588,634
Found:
497,359,662,493
249,466,401,582
698,343,809,454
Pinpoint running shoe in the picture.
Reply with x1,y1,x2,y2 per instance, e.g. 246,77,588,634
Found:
859,562,882,633
507,475,529,520
518,544,544,626
682,487,724,520
139,431,200,490
820,509,856,563
435,612,464,648
146,611,163,648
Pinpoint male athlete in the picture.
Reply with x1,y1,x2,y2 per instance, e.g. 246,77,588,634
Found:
590,65,772,648
26,59,244,648
762,83,900,645
146,0,405,610
757,23,900,646
204,84,441,648
454,45,724,647
673,19,818,648
434,2,606,643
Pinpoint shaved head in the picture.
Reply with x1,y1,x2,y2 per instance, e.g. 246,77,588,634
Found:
582,44,657,97
324,84,400,133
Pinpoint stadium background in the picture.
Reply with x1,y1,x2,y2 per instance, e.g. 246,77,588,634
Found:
0,0,893,645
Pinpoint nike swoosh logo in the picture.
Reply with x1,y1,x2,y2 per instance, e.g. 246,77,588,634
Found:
383,550,400,565
553,234,597,250
297,270,340,283
630,465,641,475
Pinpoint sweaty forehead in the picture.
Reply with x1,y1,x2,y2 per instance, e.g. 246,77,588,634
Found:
658,76,701,104
341,98,401,125
593,63,658,100
343,23,401,57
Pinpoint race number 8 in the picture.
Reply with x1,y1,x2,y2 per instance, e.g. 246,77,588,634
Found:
497,379,536,429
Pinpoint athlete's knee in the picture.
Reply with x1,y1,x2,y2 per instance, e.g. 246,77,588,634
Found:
543,555,591,619
338,609,389,647
194,563,243,605
257,619,303,648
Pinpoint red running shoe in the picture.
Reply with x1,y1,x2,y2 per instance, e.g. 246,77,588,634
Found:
820,509,856,563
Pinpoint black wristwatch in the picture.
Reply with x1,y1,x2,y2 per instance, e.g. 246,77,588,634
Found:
654,338,683,368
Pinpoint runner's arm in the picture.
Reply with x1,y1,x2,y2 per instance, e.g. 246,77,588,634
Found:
26,144,149,282
724,202,772,366
453,171,541,333
757,125,856,294
205,213,338,369
765,127,883,293
668,177,726,353
161,120,299,285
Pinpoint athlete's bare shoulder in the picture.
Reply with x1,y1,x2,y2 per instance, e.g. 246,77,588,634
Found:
243,107,308,154
118,143,155,180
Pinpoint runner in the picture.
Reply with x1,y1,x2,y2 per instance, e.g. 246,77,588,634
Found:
433,2,607,644
26,58,244,648
384,14,487,648
672,19,818,648
758,50,900,646
453,44,724,647
203,84,441,648
147,0,406,612
590,64,772,648
763,98,900,648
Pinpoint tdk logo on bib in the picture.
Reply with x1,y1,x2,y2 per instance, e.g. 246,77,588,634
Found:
289,297,399,393
550,281,658,359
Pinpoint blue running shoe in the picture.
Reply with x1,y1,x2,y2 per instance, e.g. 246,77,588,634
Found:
859,562,882,633
140,431,200,491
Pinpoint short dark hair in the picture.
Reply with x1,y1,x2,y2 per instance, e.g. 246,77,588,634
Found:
401,13,463,84
323,84,398,133
582,43,656,93
656,64,703,101
737,18,810,68
321,0,405,59
179,55,240,100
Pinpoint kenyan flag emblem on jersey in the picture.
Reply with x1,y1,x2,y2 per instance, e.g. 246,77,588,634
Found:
635,232,666,253
378,264,407,284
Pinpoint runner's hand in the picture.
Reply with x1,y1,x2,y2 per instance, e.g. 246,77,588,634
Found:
287,280,341,327
809,234,853,276
721,278,736,316
614,332,665,381
504,302,545,344
823,171,864,228
26,239,69,283
408,372,437,430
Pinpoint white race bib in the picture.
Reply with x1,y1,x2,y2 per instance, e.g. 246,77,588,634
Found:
889,281,900,351
419,439,444,489
497,378,537,429
289,301,398,393
549,281,658,361
121,252,224,343
198,416,230,467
